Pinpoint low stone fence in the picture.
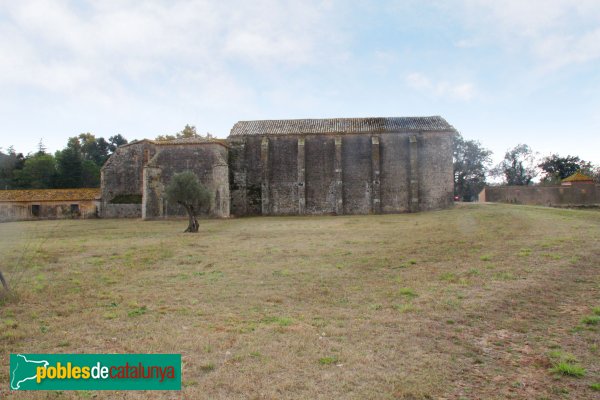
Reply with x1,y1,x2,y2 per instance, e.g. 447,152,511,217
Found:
480,184,599,207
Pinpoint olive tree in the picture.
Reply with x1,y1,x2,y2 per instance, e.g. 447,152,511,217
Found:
165,171,211,233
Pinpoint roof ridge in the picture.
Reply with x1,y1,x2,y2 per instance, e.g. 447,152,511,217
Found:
230,116,455,136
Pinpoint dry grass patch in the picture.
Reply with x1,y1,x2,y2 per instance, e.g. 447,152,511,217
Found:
0,204,599,399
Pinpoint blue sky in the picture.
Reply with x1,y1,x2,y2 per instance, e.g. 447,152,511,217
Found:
1,0,599,166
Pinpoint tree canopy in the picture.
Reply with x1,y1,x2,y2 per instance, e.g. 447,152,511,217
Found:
1,133,128,189
155,124,213,141
453,133,492,201
165,171,211,233
493,144,538,185
538,154,594,183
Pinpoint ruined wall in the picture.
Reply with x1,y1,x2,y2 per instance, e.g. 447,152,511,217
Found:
228,131,454,216
100,141,155,218
142,144,230,219
482,184,599,206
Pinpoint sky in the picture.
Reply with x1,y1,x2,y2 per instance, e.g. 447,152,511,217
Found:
1,0,599,166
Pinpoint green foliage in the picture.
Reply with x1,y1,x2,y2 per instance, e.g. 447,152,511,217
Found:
14,153,57,188
127,306,147,317
551,362,586,377
55,147,83,188
493,144,538,185
69,133,111,166
165,171,211,232
155,124,213,141
581,315,600,325
108,134,128,152
538,154,594,183
0,148,25,189
165,171,211,211
3,132,126,189
548,351,586,378
398,288,418,298
318,356,338,365
81,160,100,187
262,316,293,326
453,133,492,201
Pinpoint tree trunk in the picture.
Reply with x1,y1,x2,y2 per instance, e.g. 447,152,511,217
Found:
180,203,199,233
0,270,8,291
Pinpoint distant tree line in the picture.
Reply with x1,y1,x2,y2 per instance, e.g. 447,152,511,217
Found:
0,125,213,190
0,134,128,190
453,134,599,201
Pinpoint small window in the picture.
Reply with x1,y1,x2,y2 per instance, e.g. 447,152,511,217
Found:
31,204,40,217
70,204,80,213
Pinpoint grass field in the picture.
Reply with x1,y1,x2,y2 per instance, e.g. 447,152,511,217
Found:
1,204,599,399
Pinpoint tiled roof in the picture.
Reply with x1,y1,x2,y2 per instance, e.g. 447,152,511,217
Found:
562,171,595,183
0,188,101,202
230,116,456,136
119,138,227,148
152,137,228,146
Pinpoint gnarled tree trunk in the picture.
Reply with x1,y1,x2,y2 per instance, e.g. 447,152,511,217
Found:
180,202,199,233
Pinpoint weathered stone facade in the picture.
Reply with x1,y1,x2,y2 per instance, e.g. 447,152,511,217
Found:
0,189,100,222
101,138,229,219
100,116,455,218
143,142,229,219
229,117,455,216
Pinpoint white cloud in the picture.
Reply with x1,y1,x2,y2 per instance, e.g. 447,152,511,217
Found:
459,0,600,70
0,0,345,100
406,72,476,101
453,38,480,48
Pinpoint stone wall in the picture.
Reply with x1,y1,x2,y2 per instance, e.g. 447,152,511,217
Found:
417,131,455,211
101,140,230,219
481,184,600,206
100,204,142,219
228,131,454,216
0,200,99,222
305,136,336,214
100,140,156,216
142,143,230,219
379,134,410,213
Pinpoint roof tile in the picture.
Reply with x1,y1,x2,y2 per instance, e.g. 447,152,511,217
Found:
0,188,101,202
230,116,456,136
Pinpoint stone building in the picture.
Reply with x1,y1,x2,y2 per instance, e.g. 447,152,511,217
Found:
100,116,455,218
229,116,455,215
100,138,229,219
0,188,101,222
